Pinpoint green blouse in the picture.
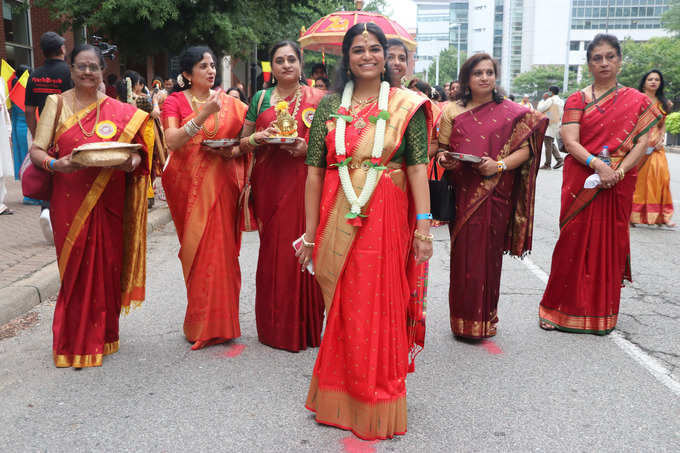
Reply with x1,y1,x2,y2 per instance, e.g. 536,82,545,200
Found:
305,93,429,168
245,88,274,122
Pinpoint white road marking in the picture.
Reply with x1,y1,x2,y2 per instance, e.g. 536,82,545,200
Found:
522,256,680,397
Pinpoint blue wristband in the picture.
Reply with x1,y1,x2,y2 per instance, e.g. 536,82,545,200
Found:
585,155,594,167
49,158,56,170
416,213,433,220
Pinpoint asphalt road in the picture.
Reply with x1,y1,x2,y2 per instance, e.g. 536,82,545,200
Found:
1,154,679,452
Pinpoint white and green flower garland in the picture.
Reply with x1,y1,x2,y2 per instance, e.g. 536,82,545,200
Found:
334,80,390,219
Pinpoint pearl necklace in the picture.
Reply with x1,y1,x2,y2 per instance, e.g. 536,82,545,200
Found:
335,80,390,220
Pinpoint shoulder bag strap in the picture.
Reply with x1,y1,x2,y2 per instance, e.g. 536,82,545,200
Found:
48,95,64,156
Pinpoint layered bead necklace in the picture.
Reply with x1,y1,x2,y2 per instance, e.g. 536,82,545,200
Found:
271,84,302,119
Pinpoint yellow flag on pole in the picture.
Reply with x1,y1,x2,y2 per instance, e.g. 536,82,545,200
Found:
1,59,16,109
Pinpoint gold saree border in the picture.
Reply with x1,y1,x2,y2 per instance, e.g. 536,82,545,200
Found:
305,375,407,440
539,305,617,335
53,340,119,368
450,314,497,338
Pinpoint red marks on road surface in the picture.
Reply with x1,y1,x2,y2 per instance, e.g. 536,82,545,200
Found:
223,343,246,358
341,437,379,453
480,340,503,355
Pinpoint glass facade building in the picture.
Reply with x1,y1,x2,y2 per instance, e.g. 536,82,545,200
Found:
572,0,670,30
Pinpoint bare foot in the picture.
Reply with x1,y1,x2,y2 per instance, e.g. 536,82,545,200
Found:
191,338,228,350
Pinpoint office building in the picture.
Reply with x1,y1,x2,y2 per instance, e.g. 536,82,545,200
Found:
414,0,672,90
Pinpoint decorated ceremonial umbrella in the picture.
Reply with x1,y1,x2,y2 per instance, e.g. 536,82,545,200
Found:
298,1,416,56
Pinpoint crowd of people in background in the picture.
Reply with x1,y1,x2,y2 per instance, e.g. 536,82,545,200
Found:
0,25,676,443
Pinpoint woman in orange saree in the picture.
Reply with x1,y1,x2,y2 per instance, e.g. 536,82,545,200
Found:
239,41,325,352
161,47,249,350
539,35,662,334
29,45,151,368
631,70,675,227
437,54,546,339
298,23,433,440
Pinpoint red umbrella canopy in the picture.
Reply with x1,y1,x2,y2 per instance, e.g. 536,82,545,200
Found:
299,10,416,55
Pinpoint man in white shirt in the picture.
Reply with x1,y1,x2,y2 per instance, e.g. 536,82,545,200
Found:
537,86,564,169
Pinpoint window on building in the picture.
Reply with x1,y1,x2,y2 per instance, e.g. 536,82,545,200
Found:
3,0,32,68
570,41,580,51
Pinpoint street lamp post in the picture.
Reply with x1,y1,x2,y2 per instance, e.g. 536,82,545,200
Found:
450,23,461,80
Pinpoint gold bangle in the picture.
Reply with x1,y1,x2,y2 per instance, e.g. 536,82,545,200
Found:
413,229,433,242
617,168,625,179
301,234,315,248
248,133,258,147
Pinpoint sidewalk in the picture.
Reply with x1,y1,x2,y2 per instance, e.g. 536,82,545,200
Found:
0,176,171,325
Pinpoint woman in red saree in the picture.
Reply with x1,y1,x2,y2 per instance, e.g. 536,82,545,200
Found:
539,35,662,334
29,45,151,368
239,41,325,352
297,23,433,440
631,70,675,227
438,54,546,339
161,46,248,350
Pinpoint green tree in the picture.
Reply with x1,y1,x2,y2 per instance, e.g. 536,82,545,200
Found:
662,0,680,34
420,46,467,87
618,37,680,104
34,0,385,59
511,65,578,98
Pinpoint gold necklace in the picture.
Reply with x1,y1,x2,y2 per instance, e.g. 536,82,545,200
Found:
349,96,377,130
73,93,100,138
190,90,220,138
272,84,302,119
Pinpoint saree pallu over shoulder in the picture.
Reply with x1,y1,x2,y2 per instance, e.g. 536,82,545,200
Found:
161,92,248,344
53,98,151,312
306,89,432,440
448,100,547,257
314,88,432,311
539,87,663,335
250,84,325,352
50,97,151,367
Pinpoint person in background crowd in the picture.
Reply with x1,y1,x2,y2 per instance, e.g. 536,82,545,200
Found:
408,78,441,157
0,73,11,215
537,86,565,169
519,94,534,110
162,46,249,350
105,74,118,98
240,40,325,352
539,34,663,334
386,38,409,87
433,85,447,103
631,69,675,227
508,93,516,101
30,44,152,367
164,77,174,93
448,80,459,100
313,77,330,91
299,22,432,440
25,31,73,244
437,53,546,339
444,81,450,93
310,63,327,81
226,86,247,103
10,65,37,205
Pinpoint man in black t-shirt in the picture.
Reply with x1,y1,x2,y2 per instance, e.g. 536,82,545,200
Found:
25,32,72,136
25,31,72,244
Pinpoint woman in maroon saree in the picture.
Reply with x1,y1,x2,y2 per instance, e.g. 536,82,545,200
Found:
240,41,325,352
539,35,662,334
438,54,547,339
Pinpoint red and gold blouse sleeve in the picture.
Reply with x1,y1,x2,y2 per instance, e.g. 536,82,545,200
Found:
562,91,586,125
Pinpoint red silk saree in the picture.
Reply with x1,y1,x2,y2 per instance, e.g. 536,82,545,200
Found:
539,86,662,334
631,104,674,225
304,88,432,440
161,92,248,347
43,95,152,368
250,85,325,351
440,100,546,338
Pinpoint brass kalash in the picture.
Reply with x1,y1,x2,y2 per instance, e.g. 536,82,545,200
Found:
272,101,298,138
